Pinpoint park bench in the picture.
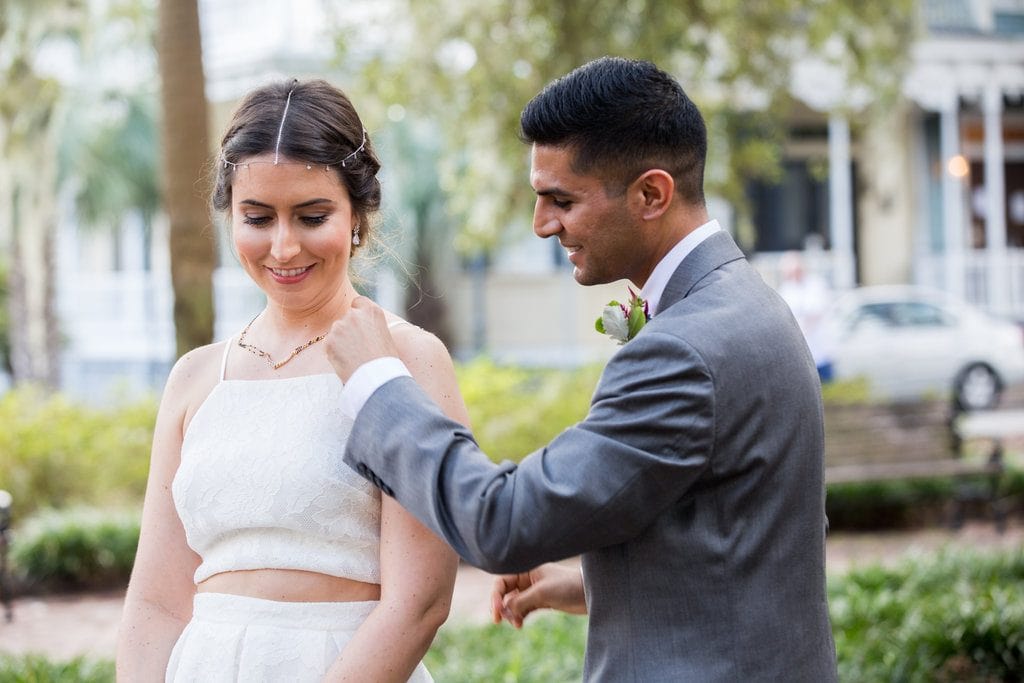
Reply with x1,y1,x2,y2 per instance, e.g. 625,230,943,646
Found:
822,400,1019,531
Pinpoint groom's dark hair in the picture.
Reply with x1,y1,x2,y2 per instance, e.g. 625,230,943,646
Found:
519,56,707,205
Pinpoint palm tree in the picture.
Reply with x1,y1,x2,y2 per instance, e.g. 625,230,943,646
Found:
156,0,216,357
67,91,161,267
0,0,78,388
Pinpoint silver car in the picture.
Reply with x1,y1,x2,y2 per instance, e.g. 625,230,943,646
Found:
821,285,1024,410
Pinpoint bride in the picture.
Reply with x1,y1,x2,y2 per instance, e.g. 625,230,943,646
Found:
116,79,468,682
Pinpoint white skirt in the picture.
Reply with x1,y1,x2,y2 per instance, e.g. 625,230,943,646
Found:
166,592,434,682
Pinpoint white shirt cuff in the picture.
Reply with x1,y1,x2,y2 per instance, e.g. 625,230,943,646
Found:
339,357,412,420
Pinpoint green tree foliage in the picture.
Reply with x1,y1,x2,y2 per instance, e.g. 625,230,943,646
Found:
1,0,159,386
59,0,160,236
64,93,160,241
357,0,916,254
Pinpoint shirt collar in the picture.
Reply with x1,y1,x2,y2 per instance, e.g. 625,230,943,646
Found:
639,219,722,316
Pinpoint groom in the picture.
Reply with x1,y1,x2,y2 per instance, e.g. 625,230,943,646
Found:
328,57,837,681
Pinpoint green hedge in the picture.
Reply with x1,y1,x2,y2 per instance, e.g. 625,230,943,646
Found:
0,387,155,519
456,358,602,463
9,507,140,593
424,547,1024,681
826,478,960,529
826,467,1024,531
7,466,1020,592
0,655,113,683
2,548,1022,682
821,377,874,405
426,612,587,682
830,547,1024,682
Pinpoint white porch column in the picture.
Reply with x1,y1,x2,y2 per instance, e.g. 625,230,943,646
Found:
983,81,1008,313
940,94,967,298
828,114,856,290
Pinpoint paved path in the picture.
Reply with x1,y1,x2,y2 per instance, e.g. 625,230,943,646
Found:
1,520,1021,663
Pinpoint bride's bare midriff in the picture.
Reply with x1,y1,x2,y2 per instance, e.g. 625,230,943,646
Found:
198,569,381,603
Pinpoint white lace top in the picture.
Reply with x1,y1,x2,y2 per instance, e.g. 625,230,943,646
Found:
171,340,381,585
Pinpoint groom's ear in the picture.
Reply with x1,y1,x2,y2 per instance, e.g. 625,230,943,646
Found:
632,169,674,221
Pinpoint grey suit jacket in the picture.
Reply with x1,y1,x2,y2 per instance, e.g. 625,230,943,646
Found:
344,231,838,682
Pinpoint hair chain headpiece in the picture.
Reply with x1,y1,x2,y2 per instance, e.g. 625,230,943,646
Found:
219,128,368,172
341,129,367,168
273,81,298,165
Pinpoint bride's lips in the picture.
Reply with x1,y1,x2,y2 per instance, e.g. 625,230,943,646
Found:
267,264,314,284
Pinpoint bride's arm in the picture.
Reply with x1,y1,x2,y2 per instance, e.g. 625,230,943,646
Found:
117,351,206,681
323,329,465,682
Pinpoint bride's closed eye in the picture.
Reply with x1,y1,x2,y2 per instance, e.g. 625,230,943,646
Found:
242,215,272,227
241,214,330,227
299,215,328,227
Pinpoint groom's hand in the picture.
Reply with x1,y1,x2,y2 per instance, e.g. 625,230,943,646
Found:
326,296,401,383
490,562,587,628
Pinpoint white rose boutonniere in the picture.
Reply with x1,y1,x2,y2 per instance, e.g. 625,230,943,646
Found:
595,288,651,345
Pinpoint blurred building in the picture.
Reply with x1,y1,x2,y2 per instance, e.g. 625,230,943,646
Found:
750,0,1024,320
53,0,1024,400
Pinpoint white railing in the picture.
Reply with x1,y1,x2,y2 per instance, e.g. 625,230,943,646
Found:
749,250,848,291
915,248,1024,321
754,248,1024,322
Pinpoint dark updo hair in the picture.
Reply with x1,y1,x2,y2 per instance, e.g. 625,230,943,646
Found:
212,79,381,250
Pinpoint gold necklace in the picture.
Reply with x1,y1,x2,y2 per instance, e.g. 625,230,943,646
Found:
237,314,328,370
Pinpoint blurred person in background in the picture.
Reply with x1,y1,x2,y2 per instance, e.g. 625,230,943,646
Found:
777,249,835,382
117,79,465,682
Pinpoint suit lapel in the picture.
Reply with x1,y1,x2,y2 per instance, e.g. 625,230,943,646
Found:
658,230,746,313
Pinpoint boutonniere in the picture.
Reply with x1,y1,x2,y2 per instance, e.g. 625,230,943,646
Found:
595,288,651,345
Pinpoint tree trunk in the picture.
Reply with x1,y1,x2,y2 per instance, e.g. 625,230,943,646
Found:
156,0,216,358
0,144,14,378
6,117,62,388
6,221,59,387
404,204,454,348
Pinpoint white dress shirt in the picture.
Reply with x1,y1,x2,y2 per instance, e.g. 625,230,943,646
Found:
639,219,721,315
340,218,722,420
339,356,411,420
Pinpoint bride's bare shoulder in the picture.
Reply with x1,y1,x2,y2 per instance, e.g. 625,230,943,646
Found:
384,315,453,367
170,341,225,382
161,341,229,426
382,313,467,423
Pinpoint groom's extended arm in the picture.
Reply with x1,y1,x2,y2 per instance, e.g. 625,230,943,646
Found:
329,308,715,575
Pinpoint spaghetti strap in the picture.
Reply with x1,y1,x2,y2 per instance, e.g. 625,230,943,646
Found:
219,337,233,381
387,319,413,330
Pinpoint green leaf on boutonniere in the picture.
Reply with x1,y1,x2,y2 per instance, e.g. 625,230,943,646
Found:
595,289,650,345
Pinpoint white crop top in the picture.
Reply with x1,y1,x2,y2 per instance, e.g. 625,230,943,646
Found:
171,339,382,585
